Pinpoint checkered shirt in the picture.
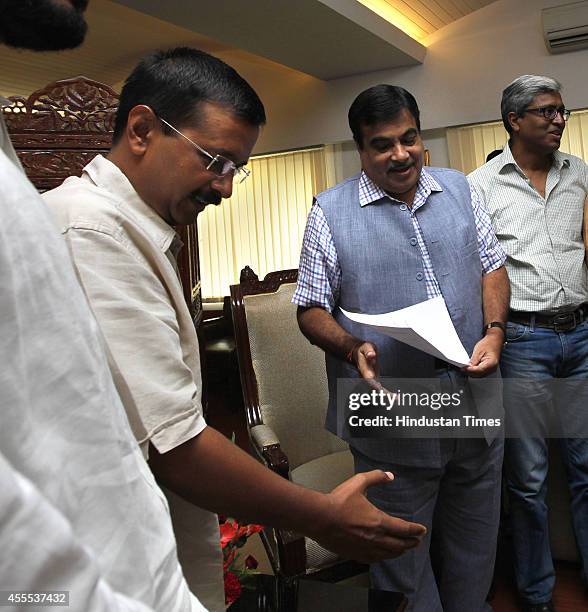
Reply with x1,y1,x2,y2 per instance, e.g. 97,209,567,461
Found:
468,145,588,313
292,169,506,312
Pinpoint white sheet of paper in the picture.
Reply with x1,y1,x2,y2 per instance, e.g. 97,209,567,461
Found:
340,296,471,367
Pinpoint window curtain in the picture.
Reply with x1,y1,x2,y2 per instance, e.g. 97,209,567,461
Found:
447,108,588,175
197,145,343,300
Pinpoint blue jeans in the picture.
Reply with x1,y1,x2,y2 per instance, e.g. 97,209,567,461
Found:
501,317,588,604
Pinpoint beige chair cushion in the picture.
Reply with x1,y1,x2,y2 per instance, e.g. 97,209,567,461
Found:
244,283,346,470
291,449,354,573
304,537,340,574
290,450,354,494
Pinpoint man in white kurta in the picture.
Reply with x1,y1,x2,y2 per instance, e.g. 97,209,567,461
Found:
45,153,226,610
0,113,204,612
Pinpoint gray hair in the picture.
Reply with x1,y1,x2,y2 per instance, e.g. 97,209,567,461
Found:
500,75,562,134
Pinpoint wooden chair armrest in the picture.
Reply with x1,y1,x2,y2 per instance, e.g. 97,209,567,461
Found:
250,424,290,479
249,424,306,574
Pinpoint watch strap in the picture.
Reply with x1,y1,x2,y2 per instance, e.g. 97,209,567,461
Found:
485,321,506,334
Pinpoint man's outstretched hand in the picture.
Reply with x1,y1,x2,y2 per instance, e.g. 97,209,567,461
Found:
309,470,426,563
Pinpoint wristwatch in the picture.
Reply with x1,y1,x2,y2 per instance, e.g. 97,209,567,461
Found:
485,321,506,334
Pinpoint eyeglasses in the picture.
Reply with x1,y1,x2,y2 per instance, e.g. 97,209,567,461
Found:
522,106,571,121
158,116,251,183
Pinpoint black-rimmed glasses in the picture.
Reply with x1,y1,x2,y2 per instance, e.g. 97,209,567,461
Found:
523,106,571,121
158,116,251,183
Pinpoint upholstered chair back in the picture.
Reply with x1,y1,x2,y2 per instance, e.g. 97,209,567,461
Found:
243,282,347,471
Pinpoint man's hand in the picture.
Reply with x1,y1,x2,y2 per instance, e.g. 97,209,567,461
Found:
308,470,426,563
151,429,425,564
352,341,379,382
463,330,504,377
298,307,383,384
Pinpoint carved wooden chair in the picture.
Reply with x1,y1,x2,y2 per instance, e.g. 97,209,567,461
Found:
1,75,202,321
230,266,364,583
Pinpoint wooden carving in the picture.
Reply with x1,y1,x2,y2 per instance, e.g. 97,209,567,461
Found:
239,267,298,296
2,76,201,321
2,76,118,190
3,76,118,137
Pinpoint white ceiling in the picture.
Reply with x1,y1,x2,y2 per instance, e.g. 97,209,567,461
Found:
0,0,234,97
0,0,498,97
111,0,426,80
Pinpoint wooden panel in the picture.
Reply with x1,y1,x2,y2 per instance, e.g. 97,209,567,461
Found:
411,0,455,26
383,0,439,35
379,0,497,40
437,0,471,20
2,75,202,322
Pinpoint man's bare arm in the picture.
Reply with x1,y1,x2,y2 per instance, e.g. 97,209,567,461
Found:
297,305,378,380
149,427,426,563
464,265,510,377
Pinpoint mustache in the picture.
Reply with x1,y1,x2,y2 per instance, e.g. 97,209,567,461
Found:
193,191,222,207
387,161,414,172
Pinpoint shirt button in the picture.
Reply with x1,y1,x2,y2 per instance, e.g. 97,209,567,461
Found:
410,237,418,246
399,204,407,211
416,272,424,281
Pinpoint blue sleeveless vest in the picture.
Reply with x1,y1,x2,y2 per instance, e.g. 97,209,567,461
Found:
317,169,497,465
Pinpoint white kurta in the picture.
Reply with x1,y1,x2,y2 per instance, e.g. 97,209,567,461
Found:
0,117,204,612
44,154,225,612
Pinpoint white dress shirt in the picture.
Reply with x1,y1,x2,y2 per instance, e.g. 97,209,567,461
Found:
44,154,225,612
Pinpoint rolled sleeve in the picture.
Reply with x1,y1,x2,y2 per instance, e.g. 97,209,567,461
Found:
469,183,507,274
63,227,205,454
292,202,341,312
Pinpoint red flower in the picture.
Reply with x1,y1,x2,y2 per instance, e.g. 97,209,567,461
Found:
219,518,262,605
220,520,239,548
224,571,242,606
244,523,263,537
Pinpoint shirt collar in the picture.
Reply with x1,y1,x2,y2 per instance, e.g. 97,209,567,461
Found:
498,141,570,173
358,168,442,207
83,154,181,254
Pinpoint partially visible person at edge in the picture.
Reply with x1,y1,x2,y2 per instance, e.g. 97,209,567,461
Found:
0,0,202,609
43,48,427,611
469,74,588,612
293,84,510,611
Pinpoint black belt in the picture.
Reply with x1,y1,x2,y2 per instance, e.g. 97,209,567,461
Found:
509,305,587,332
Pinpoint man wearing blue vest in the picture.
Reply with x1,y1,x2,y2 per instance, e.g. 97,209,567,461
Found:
294,85,510,611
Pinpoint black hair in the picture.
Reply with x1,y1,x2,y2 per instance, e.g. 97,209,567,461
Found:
113,47,266,143
486,148,503,162
348,84,420,148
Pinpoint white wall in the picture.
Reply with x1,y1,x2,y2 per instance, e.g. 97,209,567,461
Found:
234,0,588,159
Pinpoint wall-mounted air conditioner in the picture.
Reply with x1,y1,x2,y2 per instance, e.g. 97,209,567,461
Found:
543,1,588,53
